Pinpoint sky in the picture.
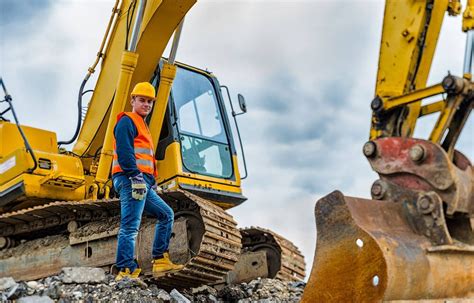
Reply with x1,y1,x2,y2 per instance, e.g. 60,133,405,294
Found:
1,0,473,279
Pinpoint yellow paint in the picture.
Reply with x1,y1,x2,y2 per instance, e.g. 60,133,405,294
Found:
0,174,85,204
149,61,177,147
419,100,445,117
0,121,58,157
95,51,138,184
371,0,450,139
429,95,465,144
463,0,474,31
1,122,87,202
381,84,445,111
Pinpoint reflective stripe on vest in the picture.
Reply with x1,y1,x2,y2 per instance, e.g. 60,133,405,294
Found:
111,112,157,177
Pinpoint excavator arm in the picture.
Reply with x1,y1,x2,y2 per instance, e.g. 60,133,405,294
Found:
73,0,194,159
371,0,457,139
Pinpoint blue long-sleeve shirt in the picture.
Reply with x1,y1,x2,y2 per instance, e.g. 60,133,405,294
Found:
113,115,155,185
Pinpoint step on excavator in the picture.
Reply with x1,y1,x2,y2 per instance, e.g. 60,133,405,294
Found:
302,0,473,301
0,0,305,287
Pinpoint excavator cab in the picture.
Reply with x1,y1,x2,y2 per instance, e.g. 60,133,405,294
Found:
152,61,247,210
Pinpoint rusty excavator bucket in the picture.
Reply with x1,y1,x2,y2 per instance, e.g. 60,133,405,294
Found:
301,191,474,302
302,138,474,301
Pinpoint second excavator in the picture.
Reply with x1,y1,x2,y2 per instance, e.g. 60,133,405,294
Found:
0,0,305,287
303,0,473,301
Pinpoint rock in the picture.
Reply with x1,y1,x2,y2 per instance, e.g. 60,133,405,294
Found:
26,281,42,290
191,285,218,297
218,286,246,301
0,277,19,300
97,284,112,293
72,291,83,299
9,282,28,299
289,281,305,288
43,277,53,285
191,285,206,294
208,294,218,303
17,295,54,303
152,287,171,301
170,289,191,303
6,283,19,299
26,286,36,295
61,267,106,284
0,277,17,291
255,288,270,298
115,277,148,290
41,284,61,300
4,268,303,303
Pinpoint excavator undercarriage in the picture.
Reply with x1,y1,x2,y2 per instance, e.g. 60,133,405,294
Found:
0,189,305,288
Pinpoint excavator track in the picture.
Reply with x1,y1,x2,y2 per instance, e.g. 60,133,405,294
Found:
0,189,242,289
151,190,242,288
0,198,121,241
240,227,305,281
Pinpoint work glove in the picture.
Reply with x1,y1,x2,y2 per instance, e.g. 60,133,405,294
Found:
151,182,163,193
130,173,147,200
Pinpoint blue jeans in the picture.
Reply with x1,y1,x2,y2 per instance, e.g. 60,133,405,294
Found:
113,174,174,271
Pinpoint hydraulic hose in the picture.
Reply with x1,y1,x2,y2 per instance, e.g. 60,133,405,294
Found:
58,76,88,146
0,78,38,172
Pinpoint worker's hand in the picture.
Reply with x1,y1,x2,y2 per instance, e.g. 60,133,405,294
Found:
151,182,163,193
129,173,147,200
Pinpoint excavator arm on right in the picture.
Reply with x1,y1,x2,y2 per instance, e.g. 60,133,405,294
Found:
303,0,473,301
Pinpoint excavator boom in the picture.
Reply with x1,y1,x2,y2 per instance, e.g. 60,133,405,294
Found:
73,0,195,158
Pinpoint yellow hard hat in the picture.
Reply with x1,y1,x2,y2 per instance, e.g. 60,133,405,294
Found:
131,82,156,100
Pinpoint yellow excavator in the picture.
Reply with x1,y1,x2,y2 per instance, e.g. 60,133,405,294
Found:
303,0,473,301
0,0,305,287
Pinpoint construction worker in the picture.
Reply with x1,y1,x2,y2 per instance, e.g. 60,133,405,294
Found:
112,82,183,280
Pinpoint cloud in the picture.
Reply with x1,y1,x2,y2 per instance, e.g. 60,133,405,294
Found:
1,1,111,140
0,0,52,28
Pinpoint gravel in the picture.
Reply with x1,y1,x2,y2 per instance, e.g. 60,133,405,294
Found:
0,267,305,302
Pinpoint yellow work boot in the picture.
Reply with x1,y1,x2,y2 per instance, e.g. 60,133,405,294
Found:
152,252,184,277
115,267,142,281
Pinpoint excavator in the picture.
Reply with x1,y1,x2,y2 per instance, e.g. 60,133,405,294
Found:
302,0,473,301
0,0,305,287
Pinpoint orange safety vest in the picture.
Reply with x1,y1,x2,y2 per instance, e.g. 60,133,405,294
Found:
112,112,158,177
